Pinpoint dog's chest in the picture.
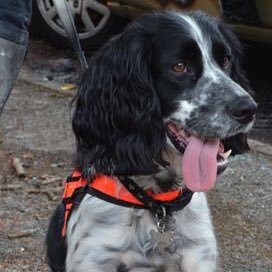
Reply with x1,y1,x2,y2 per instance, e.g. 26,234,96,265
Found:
66,195,186,269
65,193,217,272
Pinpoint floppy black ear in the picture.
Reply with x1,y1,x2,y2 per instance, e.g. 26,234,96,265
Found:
72,23,166,177
219,22,253,154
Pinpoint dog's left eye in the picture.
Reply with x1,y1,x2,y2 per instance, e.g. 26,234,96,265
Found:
223,56,231,69
172,62,188,73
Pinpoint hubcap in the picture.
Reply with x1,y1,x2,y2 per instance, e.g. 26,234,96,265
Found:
37,0,111,39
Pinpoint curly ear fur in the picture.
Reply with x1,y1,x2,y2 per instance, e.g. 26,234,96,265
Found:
219,23,252,154
72,23,166,177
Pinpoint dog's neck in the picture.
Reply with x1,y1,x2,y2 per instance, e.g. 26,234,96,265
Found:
132,143,183,193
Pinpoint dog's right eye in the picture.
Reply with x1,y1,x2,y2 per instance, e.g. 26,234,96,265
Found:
172,62,188,73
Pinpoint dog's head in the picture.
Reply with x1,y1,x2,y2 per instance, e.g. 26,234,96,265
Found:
72,11,257,190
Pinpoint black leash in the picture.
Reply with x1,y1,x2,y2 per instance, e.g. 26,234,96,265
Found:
52,0,88,73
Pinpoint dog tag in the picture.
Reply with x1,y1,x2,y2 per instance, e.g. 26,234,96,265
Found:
150,206,176,251
149,229,173,251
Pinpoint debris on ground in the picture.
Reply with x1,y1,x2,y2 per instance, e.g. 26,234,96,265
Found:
0,38,271,272
7,229,39,240
11,156,26,178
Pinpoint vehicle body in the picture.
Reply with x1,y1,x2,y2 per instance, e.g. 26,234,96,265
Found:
32,0,272,49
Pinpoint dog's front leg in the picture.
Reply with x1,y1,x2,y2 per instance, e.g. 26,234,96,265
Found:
174,193,219,272
181,247,218,272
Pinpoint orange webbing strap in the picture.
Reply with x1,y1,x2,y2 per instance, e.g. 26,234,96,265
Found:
61,172,183,237
148,189,181,201
61,172,84,237
91,175,143,205
90,176,182,204
62,203,73,237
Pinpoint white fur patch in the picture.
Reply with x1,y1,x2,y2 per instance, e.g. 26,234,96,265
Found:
178,14,219,82
199,93,208,105
176,12,251,98
171,101,197,123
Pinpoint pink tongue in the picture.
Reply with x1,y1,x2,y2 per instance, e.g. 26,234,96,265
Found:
182,136,220,192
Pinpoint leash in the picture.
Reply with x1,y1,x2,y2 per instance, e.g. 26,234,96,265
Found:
52,0,88,73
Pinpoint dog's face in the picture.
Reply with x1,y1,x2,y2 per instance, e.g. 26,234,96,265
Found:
151,13,256,138
73,11,257,189
145,12,257,191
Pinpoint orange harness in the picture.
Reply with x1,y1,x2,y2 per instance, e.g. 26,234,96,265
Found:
61,171,193,237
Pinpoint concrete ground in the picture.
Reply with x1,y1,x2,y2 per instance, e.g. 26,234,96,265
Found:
0,39,271,271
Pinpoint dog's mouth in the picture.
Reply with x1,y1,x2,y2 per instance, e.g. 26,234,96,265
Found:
167,122,232,192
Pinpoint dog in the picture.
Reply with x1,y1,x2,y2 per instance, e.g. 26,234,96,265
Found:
46,10,257,272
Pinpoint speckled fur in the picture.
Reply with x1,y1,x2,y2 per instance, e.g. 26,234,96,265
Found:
66,146,218,272
47,10,256,272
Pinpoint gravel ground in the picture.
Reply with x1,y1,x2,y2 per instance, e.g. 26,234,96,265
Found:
210,152,272,271
0,82,74,272
0,77,271,271
0,37,271,271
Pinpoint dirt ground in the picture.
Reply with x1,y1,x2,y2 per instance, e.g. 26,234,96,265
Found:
0,81,74,272
0,39,271,271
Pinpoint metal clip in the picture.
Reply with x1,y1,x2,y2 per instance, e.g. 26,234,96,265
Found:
155,206,167,233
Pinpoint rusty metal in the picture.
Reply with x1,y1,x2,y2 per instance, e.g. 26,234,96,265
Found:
107,0,221,18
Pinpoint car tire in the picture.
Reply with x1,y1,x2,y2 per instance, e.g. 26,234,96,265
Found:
31,0,125,51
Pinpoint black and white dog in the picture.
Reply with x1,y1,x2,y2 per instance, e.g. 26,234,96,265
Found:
46,11,257,272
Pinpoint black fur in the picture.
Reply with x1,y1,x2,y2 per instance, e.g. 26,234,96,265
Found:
218,23,252,154
72,13,252,178
46,11,256,271
72,23,167,178
46,205,67,272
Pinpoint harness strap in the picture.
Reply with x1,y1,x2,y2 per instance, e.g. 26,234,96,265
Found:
118,176,194,217
61,173,84,237
61,172,194,237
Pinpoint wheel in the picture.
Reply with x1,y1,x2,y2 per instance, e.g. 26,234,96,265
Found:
31,0,124,51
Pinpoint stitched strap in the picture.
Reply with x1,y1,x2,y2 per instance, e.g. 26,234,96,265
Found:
118,176,165,216
62,175,86,237
118,176,194,217
86,187,145,209
61,173,194,237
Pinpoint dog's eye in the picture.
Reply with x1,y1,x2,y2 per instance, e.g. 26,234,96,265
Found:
223,56,231,69
172,62,188,73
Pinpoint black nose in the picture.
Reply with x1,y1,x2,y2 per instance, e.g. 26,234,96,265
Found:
226,96,258,124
